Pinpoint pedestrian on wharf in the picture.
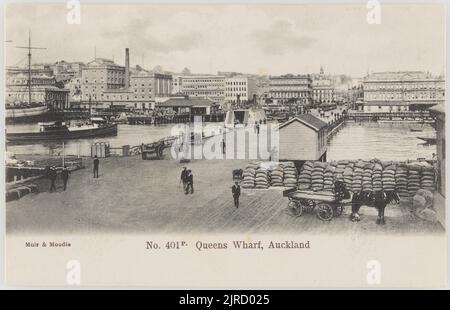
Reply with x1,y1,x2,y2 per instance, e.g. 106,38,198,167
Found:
180,167,188,191
232,181,241,208
93,155,99,178
256,123,260,135
61,165,70,191
49,166,57,192
221,139,226,154
185,170,194,195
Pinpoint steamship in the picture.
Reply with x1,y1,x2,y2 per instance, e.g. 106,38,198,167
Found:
6,118,118,143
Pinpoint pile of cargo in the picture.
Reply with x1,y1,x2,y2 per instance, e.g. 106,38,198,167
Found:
255,167,270,189
241,161,298,189
269,164,284,187
283,162,298,188
242,162,258,189
297,159,436,197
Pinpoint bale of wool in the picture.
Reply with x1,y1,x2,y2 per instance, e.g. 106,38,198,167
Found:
284,164,298,187
382,164,396,191
323,165,336,191
415,189,433,207
362,163,374,192
420,169,435,191
395,164,408,197
343,166,353,190
407,169,421,196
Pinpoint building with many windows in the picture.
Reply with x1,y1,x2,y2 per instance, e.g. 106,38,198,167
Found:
5,67,70,109
269,74,312,105
81,58,126,102
224,75,257,104
362,71,445,112
176,75,226,104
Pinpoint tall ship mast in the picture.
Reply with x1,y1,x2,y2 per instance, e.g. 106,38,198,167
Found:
5,31,48,121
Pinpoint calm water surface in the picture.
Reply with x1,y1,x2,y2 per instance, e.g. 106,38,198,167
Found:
7,121,436,161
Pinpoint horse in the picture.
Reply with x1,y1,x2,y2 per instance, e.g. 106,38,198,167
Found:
350,190,400,224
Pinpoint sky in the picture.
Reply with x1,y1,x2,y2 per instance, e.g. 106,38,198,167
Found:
4,3,446,77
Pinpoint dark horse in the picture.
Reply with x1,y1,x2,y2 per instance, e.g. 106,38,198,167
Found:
350,190,400,224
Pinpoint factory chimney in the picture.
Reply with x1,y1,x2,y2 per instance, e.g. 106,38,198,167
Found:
124,48,130,89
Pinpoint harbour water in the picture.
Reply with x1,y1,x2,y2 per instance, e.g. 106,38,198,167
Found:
327,121,436,161
6,121,436,161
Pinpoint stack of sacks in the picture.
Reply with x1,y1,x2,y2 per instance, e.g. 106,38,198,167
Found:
407,164,421,196
269,164,284,187
334,161,347,181
323,164,336,191
395,164,409,197
283,162,298,188
242,162,258,188
255,167,269,189
372,162,383,191
382,164,396,192
352,161,364,193
362,163,374,192
343,164,354,191
298,161,313,190
420,166,435,192
311,162,326,191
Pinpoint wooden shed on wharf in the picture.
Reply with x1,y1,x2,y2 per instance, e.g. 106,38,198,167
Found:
277,114,328,169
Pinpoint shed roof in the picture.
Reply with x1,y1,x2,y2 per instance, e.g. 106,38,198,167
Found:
278,114,328,131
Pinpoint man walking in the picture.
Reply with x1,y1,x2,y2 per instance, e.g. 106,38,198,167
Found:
49,166,57,192
61,165,70,191
93,155,99,178
185,170,194,195
221,139,226,154
232,181,241,208
180,167,188,191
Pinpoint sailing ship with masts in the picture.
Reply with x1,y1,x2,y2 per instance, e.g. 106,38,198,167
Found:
5,33,118,143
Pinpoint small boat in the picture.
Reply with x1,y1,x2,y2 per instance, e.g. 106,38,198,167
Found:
6,118,118,143
410,128,423,132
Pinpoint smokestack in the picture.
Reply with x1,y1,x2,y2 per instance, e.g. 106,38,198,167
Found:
125,48,130,89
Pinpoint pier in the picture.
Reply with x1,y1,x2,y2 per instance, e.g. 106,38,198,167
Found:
347,111,434,122
127,113,225,125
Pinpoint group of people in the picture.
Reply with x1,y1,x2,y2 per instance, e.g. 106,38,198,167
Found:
179,167,242,208
180,167,194,194
45,155,100,193
45,165,70,192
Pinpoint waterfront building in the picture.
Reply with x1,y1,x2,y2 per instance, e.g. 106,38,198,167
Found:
81,58,126,102
5,67,70,109
155,97,219,116
78,48,171,109
277,114,328,163
311,67,335,105
176,75,226,104
362,71,445,112
224,75,257,104
53,60,85,82
269,74,312,105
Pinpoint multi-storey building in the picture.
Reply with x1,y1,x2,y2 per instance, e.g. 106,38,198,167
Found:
81,58,126,102
224,75,257,104
177,75,225,104
5,66,70,109
312,78,334,105
363,71,445,112
269,74,312,105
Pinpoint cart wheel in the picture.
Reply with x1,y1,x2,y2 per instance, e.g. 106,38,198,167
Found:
334,204,344,217
300,199,315,212
288,200,303,217
316,203,333,221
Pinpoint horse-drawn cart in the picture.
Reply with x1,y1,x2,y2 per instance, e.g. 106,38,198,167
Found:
283,188,347,221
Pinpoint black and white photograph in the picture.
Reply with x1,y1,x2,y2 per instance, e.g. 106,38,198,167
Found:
1,1,447,288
